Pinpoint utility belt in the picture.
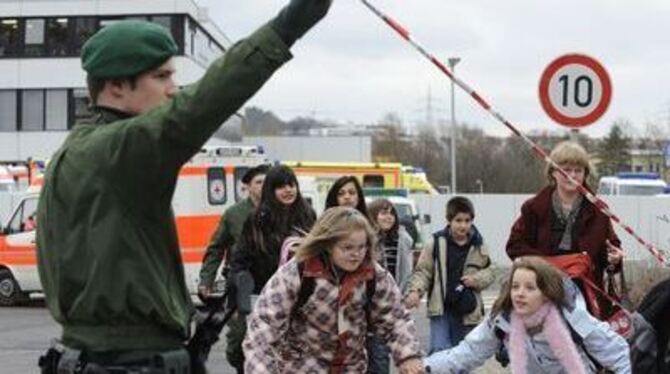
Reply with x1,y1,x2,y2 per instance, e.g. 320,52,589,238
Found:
38,340,191,374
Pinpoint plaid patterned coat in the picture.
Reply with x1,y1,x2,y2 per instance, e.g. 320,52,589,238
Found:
243,256,422,373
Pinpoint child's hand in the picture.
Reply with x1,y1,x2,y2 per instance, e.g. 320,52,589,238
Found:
606,240,623,266
398,358,425,374
460,275,476,288
404,291,422,309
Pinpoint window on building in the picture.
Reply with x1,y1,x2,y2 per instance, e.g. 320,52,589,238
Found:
25,19,46,56
72,89,93,124
99,18,124,29
45,90,68,130
0,19,20,57
125,16,149,22
74,17,97,54
152,15,172,32
46,18,69,56
184,17,195,57
0,90,17,131
21,90,45,131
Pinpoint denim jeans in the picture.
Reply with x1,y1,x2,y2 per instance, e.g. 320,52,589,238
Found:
429,312,473,354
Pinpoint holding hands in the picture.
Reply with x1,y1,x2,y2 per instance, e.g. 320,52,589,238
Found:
605,240,623,266
404,291,422,309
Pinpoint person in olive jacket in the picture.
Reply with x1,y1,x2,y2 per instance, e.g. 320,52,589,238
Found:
35,0,332,371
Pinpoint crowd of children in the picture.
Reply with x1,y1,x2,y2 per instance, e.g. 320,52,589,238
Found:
199,141,667,373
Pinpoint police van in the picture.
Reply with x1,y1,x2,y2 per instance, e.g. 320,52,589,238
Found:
597,172,668,196
0,145,268,305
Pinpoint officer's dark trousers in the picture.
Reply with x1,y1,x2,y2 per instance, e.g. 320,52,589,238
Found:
225,314,247,373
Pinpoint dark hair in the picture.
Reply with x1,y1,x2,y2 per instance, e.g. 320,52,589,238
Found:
490,257,566,318
241,164,270,185
325,176,370,220
251,165,316,251
446,196,475,221
86,74,139,105
367,198,399,235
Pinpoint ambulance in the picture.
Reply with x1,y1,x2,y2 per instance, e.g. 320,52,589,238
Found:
0,161,31,193
0,145,268,306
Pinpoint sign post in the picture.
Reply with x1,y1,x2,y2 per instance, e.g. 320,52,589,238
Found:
539,54,612,132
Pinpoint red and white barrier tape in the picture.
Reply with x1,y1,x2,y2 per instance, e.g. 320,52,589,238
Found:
360,0,668,266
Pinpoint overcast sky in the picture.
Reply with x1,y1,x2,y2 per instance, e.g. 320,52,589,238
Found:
198,0,670,137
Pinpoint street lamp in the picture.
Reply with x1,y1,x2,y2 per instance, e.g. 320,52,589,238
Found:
448,57,461,194
475,179,483,194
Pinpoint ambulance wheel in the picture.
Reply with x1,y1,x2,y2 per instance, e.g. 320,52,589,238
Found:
0,268,28,306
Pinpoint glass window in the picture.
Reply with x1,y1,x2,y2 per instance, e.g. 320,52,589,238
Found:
6,197,39,234
45,90,68,130
25,19,46,56
184,17,195,56
0,90,17,131
363,175,385,188
21,90,45,131
234,167,249,202
152,15,172,32
99,18,123,28
125,16,149,22
72,88,93,124
0,19,20,57
207,167,227,205
74,17,97,54
46,18,69,56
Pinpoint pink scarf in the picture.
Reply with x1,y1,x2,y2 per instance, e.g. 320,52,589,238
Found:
509,303,587,374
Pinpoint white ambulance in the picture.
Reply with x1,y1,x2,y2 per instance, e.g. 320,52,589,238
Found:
0,145,268,306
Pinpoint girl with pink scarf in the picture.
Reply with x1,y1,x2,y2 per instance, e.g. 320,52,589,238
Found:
425,257,630,374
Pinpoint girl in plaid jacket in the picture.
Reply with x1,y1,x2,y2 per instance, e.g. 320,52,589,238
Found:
243,207,424,373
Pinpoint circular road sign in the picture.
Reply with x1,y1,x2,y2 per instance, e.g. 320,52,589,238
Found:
539,54,612,128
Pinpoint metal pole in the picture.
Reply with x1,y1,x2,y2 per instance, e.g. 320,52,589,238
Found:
448,57,460,194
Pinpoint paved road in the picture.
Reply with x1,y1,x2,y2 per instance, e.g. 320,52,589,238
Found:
0,292,507,373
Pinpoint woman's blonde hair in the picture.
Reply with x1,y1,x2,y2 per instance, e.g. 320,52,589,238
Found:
294,206,378,262
545,141,592,186
490,257,566,317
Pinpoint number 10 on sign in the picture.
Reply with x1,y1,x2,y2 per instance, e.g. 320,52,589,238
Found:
539,54,612,128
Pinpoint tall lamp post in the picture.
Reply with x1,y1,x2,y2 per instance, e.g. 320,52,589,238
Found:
448,57,461,194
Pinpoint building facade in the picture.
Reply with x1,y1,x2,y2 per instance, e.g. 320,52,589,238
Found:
0,0,232,159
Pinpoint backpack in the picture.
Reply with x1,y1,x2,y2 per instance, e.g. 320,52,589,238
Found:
290,260,377,325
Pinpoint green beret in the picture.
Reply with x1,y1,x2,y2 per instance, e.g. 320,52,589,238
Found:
82,20,178,79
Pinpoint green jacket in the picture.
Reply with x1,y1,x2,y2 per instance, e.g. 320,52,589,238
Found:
36,24,292,352
199,197,255,288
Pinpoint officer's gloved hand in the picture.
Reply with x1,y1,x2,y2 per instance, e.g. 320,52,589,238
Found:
233,271,255,315
271,0,333,46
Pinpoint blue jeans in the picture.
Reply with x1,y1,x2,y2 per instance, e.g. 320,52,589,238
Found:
429,312,473,354
366,333,390,374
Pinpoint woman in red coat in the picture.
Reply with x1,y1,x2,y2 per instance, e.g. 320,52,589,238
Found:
506,141,624,317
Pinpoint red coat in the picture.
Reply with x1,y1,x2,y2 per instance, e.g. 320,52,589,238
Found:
506,186,621,289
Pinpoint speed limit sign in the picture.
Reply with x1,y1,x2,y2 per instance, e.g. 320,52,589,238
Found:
539,54,612,128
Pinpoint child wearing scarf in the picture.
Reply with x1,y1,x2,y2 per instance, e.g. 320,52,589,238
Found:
425,257,631,374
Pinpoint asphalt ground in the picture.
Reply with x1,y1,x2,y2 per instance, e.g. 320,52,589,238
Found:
0,291,507,373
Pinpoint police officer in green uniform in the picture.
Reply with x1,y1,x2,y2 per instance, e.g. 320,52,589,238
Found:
198,164,268,373
36,0,332,372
